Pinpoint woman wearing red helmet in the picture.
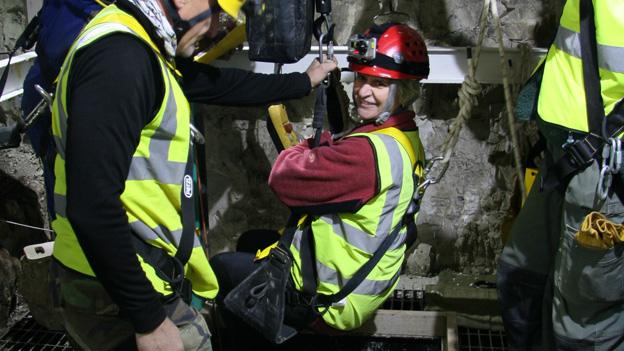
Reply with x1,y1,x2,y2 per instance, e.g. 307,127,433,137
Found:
348,22,429,125
210,22,430,346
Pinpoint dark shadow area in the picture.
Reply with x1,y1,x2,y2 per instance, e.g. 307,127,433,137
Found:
533,0,565,48
0,169,47,258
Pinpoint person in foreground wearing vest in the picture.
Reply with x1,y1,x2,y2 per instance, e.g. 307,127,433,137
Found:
48,0,337,350
497,0,624,349
210,23,429,349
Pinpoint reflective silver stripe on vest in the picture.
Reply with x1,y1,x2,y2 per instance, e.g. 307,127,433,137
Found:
127,157,186,183
316,260,401,296
291,134,410,296
315,134,407,254
554,26,624,73
129,221,202,248
54,194,67,217
75,23,133,50
127,72,183,183
53,136,65,159
318,214,407,254
374,134,407,239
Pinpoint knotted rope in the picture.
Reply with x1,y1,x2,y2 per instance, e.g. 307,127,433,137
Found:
425,0,530,200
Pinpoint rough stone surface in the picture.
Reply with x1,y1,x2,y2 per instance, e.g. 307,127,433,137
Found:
405,243,436,276
0,0,50,332
0,248,20,329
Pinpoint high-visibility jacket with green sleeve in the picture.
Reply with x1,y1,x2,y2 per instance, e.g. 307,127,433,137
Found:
50,5,218,300
538,0,624,132
289,128,424,330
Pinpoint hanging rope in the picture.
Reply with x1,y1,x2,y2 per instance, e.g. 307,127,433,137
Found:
421,0,490,190
490,0,526,199
421,0,530,200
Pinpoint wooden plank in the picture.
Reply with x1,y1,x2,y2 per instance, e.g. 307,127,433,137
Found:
445,312,459,351
348,310,448,338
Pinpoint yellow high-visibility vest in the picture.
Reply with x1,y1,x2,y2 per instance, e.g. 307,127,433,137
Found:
538,0,624,132
51,5,218,300
289,127,424,330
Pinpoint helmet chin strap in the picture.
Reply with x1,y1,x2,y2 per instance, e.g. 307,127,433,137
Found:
374,83,397,125
162,0,215,39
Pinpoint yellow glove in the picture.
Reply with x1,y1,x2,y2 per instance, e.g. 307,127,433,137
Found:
575,211,624,249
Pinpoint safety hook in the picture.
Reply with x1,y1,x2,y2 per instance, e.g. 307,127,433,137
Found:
608,137,622,174
189,123,206,145
597,164,612,200
417,156,447,192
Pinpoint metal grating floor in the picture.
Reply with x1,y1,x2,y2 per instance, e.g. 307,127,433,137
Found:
382,289,508,351
458,326,507,351
0,315,72,351
1,291,509,351
382,288,426,311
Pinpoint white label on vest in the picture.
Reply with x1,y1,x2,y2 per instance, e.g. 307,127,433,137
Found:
184,175,193,198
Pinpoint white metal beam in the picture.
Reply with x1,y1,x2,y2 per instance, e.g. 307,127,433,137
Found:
0,51,37,102
212,45,547,85
0,46,546,103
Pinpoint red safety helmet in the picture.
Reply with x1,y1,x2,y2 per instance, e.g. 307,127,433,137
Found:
347,23,429,80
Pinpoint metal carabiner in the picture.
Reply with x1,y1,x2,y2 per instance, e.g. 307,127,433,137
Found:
35,84,53,105
189,123,206,145
23,84,54,129
424,156,444,175
608,137,622,174
416,178,432,192
317,33,331,88
416,156,446,192
598,164,612,200
317,33,326,63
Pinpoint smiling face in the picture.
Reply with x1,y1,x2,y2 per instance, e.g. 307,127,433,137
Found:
353,73,398,121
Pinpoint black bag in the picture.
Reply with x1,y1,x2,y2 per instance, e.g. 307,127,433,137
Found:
246,0,314,63
223,214,405,344
223,245,297,344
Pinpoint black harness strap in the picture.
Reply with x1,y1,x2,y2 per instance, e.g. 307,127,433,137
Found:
130,145,197,302
579,0,604,138
299,222,318,296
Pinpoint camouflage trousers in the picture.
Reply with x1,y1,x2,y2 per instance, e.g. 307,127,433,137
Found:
51,260,212,351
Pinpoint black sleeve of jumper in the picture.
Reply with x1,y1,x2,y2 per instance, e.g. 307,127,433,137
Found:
176,58,312,105
64,34,167,334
